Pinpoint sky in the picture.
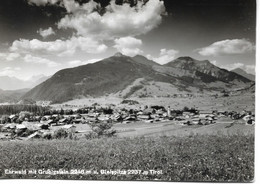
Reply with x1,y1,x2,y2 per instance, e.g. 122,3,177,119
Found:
0,0,256,80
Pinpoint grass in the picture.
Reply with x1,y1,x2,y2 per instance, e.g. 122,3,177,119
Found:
123,85,143,99
0,134,254,182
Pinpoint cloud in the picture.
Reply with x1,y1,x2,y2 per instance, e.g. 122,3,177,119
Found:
24,54,60,67
28,0,166,39
6,53,21,61
27,0,59,6
0,52,21,61
210,60,255,75
147,48,179,65
10,36,107,56
57,0,166,39
21,0,166,60
114,36,143,56
68,58,102,67
210,60,217,65
197,39,255,56
37,27,55,38
223,63,255,74
0,67,21,76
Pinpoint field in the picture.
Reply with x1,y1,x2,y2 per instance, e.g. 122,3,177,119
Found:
0,121,254,182
0,92,255,182
53,93,255,112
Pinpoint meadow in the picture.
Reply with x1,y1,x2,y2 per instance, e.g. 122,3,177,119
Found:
0,133,254,182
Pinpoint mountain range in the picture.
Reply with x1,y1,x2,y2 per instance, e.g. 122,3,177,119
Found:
22,53,254,103
231,68,255,81
0,75,50,90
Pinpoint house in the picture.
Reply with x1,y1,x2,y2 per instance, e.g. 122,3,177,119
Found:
62,125,76,133
191,118,200,125
137,114,150,120
40,119,54,125
22,121,42,131
2,123,16,131
144,119,154,123
16,124,27,130
183,112,191,118
9,115,16,119
59,118,69,125
124,116,137,121
27,131,42,140
247,119,254,125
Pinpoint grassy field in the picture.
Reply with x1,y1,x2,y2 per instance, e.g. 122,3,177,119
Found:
0,133,254,182
53,93,255,112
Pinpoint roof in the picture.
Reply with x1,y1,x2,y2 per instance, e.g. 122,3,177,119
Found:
200,111,213,114
9,115,16,119
62,125,76,129
16,124,27,129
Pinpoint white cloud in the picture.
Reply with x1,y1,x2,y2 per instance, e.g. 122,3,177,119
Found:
57,0,166,39
0,52,21,61
147,48,179,65
24,54,60,67
210,60,217,65
114,36,143,56
27,0,59,6
68,60,82,66
0,67,21,76
223,63,255,74
210,60,255,75
37,27,55,38
6,53,20,61
10,36,107,56
0,53,7,58
68,58,102,67
28,0,166,39
197,39,255,56
22,0,166,60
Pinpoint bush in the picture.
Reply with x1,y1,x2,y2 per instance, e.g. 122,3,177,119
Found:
123,85,143,98
42,132,52,140
84,132,99,140
121,99,139,105
53,129,68,139
88,121,116,139
20,129,35,137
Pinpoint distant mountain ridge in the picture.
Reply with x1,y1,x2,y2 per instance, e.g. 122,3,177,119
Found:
0,88,30,103
0,75,50,90
231,68,255,81
165,56,251,84
22,53,254,103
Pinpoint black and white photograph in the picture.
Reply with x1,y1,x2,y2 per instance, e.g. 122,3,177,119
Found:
0,0,256,182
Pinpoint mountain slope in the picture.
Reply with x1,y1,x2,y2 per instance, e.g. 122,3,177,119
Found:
23,54,253,103
231,68,255,81
0,76,30,90
0,88,30,103
165,56,252,84
0,75,50,90
23,53,162,103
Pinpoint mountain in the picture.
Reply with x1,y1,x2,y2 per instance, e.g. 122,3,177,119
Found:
231,68,255,81
23,53,161,103
0,75,50,90
23,54,253,103
165,56,252,84
28,75,51,88
0,76,30,90
0,88,30,103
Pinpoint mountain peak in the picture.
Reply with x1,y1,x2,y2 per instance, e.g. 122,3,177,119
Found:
176,56,197,61
231,68,255,81
232,68,245,73
114,52,124,57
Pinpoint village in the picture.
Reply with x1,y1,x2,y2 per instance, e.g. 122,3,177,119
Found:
0,99,255,141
